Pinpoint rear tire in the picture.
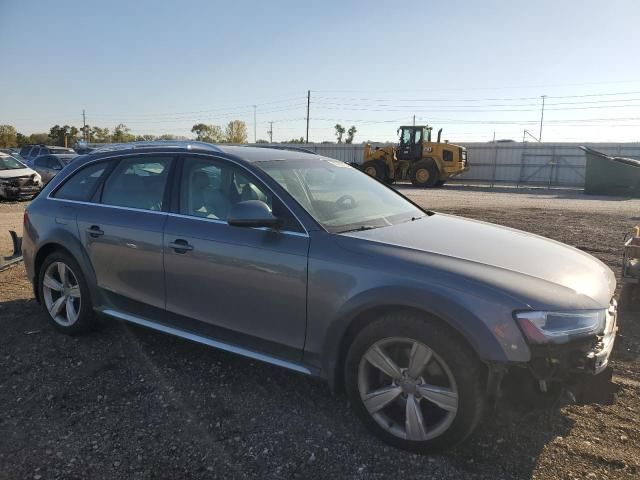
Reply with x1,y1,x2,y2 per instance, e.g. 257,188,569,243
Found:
410,159,439,188
344,311,486,453
362,160,388,183
38,251,97,334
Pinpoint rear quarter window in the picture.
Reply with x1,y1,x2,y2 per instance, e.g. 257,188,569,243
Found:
53,162,108,201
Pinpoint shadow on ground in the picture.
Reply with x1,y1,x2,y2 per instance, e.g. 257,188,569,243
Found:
0,296,585,479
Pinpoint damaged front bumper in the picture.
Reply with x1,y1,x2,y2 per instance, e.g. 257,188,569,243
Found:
527,300,618,380
0,180,42,200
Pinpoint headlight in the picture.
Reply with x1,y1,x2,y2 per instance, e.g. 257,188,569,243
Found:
515,310,606,344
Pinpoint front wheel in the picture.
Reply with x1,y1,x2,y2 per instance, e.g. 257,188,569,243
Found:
361,160,387,183
345,312,486,452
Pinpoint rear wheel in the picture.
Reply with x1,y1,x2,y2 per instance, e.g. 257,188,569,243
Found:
410,159,439,188
38,251,97,334
345,312,485,453
362,160,388,183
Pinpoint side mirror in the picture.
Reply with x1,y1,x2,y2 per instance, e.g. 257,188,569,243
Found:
227,200,279,228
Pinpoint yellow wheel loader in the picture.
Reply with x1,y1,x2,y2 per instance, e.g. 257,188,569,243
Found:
361,126,469,187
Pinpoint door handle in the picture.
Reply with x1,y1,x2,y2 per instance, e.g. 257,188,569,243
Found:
87,225,104,238
168,239,193,253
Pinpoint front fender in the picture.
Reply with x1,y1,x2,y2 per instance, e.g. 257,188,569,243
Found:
320,284,531,389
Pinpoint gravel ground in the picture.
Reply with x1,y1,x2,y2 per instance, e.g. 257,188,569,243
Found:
1,187,639,479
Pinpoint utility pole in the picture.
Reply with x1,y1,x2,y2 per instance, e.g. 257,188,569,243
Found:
539,95,546,142
82,109,87,141
412,115,416,126
253,105,257,143
306,90,310,144
268,121,273,143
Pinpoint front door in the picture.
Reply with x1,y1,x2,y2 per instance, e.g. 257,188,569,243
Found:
163,155,309,361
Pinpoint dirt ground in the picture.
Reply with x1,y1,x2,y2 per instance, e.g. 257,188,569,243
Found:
1,186,639,479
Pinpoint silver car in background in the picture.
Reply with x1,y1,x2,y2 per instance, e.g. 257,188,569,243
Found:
22,142,617,452
29,153,77,184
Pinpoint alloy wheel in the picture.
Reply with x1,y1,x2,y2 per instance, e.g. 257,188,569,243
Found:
42,261,82,326
357,337,458,441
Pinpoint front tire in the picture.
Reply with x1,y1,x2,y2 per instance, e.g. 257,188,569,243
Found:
38,251,97,334
344,312,485,453
361,160,388,183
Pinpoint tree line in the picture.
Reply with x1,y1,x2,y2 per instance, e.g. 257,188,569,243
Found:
0,119,360,148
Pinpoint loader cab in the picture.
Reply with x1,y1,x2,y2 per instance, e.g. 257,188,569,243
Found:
397,126,432,161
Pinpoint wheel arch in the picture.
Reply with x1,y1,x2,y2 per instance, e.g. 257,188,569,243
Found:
33,237,99,306
322,289,507,392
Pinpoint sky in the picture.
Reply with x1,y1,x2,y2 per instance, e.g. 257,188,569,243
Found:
2,0,640,143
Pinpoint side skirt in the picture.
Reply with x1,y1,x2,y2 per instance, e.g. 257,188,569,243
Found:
99,308,315,376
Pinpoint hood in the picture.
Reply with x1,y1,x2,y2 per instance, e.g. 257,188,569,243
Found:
342,213,616,308
0,167,38,179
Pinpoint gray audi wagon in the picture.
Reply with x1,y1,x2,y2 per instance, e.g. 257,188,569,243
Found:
22,141,618,452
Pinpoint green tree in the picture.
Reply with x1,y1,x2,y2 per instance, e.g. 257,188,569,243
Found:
335,124,345,143
191,123,224,142
0,125,18,147
112,124,135,143
49,125,79,147
283,137,305,144
135,134,157,141
16,132,29,146
157,134,188,140
29,133,49,144
225,120,248,144
345,125,357,144
91,126,111,143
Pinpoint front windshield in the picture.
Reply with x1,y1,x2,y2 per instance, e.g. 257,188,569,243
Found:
256,158,425,233
0,155,26,170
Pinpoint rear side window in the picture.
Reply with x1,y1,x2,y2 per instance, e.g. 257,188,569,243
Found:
54,163,108,201
101,156,172,211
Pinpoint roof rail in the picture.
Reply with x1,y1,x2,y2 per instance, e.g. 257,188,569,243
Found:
91,140,223,154
249,144,317,155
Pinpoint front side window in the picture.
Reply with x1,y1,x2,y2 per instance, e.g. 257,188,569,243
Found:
101,156,172,211
54,162,108,201
45,156,62,169
29,147,40,158
179,157,303,232
256,157,424,233
180,158,271,221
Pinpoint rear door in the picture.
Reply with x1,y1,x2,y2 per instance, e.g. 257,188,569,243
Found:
74,154,175,316
162,154,309,361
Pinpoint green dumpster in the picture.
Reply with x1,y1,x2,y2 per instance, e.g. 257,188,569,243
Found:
581,146,640,196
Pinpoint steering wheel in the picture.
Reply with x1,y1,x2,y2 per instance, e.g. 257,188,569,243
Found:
336,194,356,210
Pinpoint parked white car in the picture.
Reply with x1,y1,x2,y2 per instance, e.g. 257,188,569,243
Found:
0,152,42,200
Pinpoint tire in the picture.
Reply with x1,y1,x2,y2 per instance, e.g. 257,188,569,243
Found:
362,160,387,183
37,250,97,334
410,159,439,188
344,311,485,453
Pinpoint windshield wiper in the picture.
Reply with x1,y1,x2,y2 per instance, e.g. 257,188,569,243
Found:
337,225,379,233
